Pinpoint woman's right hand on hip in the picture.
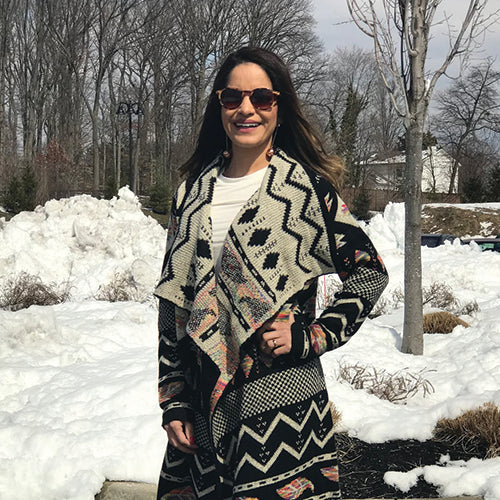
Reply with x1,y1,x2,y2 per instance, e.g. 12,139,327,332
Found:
163,420,198,454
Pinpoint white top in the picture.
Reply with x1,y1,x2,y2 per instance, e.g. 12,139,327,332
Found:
211,167,268,270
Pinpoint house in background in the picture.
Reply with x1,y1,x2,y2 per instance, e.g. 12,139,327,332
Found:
363,146,459,194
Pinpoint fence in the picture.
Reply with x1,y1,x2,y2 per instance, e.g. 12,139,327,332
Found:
339,187,461,213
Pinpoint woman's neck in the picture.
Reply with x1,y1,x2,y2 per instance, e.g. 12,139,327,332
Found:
224,146,270,178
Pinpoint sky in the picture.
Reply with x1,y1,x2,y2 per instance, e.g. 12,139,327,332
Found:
312,0,500,79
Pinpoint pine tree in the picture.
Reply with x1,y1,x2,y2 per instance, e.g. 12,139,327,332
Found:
3,167,37,213
21,167,37,210
337,85,366,186
487,165,500,202
149,177,170,214
3,175,22,213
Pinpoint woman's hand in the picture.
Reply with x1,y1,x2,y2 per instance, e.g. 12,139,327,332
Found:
163,420,198,454
259,311,294,357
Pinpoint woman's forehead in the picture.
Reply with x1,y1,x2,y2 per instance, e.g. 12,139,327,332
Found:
226,62,273,89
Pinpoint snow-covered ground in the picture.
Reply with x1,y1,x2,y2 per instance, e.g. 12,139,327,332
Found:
0,188,499,500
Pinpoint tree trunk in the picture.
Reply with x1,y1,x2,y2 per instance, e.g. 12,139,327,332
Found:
402,119,424,354
400,0,428,356
92,113,100,195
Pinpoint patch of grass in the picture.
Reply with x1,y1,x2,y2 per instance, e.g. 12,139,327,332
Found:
434,403,500,458
422,205,500,237
0,272,70,311
423,311,469,334
338,363,435,404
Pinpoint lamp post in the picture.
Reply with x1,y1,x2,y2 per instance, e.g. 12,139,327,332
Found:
116,101,143,193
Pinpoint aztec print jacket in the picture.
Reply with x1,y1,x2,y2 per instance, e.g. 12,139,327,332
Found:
155,149,389,426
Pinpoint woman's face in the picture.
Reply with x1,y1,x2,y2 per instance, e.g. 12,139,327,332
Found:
220,62,278,156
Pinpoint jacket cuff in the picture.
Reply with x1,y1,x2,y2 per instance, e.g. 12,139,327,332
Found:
161,404,194,427
290,316,312,360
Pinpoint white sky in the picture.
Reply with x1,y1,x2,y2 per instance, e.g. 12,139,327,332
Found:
312,0,500,78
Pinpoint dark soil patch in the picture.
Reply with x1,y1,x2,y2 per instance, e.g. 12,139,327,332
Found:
422,205,500,237
336,433,488,498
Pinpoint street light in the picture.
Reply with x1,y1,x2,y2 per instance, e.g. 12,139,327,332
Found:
116,101,143,192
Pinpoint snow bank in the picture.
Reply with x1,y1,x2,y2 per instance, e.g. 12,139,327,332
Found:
0,187,166,300
0,301,165,499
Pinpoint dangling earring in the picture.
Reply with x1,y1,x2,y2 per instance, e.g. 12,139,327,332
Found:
266,124,280,161
223,135,231,159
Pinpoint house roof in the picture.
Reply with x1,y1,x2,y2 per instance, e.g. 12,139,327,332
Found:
365,146,456,167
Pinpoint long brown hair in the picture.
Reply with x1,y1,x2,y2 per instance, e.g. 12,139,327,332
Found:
180,47,344,190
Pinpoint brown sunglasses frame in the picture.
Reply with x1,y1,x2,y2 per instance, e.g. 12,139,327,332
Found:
215,88,280,109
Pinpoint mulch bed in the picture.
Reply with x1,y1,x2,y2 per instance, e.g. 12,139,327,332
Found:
336,433,488,498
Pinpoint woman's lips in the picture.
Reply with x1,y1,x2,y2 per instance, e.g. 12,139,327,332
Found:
234,122,260,131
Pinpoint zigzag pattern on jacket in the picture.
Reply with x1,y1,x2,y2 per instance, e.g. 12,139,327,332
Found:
155,149,388,421
265,158,331,272
156,150,388,499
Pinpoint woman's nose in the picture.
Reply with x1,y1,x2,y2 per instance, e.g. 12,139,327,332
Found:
238,95,255,114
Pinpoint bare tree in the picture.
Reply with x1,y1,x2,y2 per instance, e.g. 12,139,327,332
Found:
432,59,500,193
310,47,401,188
0,0,17,183
368,77,402,155
347,0,499,354
13,0,53,167
0,0,330,204
236,0,326,94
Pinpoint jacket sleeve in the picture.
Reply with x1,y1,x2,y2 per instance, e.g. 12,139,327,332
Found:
290,182,389,359
158,299,193,427
157,184,193,427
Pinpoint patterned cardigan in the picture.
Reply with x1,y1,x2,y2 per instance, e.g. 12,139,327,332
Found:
155,149,388,428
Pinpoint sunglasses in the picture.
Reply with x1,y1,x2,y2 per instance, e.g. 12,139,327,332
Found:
216,87,280,110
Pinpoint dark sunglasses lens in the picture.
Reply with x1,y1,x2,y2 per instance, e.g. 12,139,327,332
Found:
220,89,242,109
251,89,275,109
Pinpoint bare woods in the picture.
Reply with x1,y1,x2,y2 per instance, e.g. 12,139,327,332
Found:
0,0,323,204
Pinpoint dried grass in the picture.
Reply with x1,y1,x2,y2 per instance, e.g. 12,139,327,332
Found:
423,311,469,334
434,403,500,458
329,402,342,428
338,363,435,404
457,300,479,316
0,272,70,311
423,282,458,310
95,271,141,302
370,282,480,320
422,205,500,237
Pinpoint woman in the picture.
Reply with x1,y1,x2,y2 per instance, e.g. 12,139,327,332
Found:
155,47,388,500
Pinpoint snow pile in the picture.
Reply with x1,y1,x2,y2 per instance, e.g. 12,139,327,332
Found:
384,456,500,498
0,186,166,300
0,301,164,499
1,196,500,499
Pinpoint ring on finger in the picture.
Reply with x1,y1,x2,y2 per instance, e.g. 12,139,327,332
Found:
272,339,277,349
